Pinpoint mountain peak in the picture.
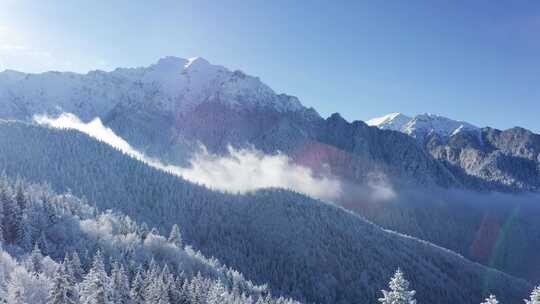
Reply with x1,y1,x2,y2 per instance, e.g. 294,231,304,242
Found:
185,56,210,69
0,55,309,120
366,113,411,131
367,112,479,139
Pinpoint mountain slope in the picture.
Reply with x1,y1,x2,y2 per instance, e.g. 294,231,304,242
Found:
0,120,532,304
0,175,291,304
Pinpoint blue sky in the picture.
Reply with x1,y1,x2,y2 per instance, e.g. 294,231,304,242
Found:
1,1,539,132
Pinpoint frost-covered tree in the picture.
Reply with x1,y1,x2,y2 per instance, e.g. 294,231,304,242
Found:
378,268,416,304
7,265,50,304
79,251,110,304
110,262,131,304
29,244,44,274
525,287,540,304
17,210,33,251
1,189,19,243
130,270,145,304
144,275,169,304
168,224,183,248
47,264,79,304
207,280,227,304
66,252,84,283
481,294,499,304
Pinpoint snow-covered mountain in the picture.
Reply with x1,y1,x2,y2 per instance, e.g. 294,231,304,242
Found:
367,113,479,140
1,57,538,192
0,56,306,121
0,57,461,190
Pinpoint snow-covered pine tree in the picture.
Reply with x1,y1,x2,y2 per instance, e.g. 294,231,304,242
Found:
29,244,44,274
0,181,5,244
62,255,80,298
481,294,499,304
1,191,20,243
37,231,52,256
207,280,227,304
79,251,110,304
66,252,84,283
16,209,33,251
46,263,79,304
110,262,131,304
167,276,184,304
378,268,416,304
525,287,540,304
14,183,26,212
144,267,170,304
188,272,207,304
0,209,4,245
130,270,145,304
168,224,183,248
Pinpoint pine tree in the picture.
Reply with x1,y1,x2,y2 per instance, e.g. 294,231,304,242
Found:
130,270,145,304
2,192,20,243
207,280,227,304
378,268,416,304
0,184,5,244
14,183,26,212
66,252,84,283
167,276,184,304
37,231,52,256
62,255,80,293
188,273,207,304
481,294,499,304
144,274,170,304
110,262,132,304
525,287,540,304
16,209,33,250
29,243,44,274
167,224,183,248
47,264,79,304
80,251,110,304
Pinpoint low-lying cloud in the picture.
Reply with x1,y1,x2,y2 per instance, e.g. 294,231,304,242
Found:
34,113,342,201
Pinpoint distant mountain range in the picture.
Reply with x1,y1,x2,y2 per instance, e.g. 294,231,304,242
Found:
368,112,540,191
1,56,539,191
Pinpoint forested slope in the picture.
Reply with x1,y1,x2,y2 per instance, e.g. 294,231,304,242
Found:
0,121,532,304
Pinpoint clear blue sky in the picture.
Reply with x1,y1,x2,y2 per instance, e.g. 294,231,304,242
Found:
1,1,539,132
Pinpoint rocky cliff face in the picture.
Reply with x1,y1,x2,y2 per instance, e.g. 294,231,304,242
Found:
369,113,540,191
426,127,540,191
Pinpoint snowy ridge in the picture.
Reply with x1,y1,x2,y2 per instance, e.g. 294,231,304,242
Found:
367,112,479,139
0,56,307,121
